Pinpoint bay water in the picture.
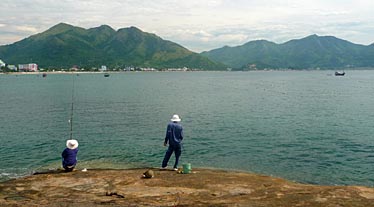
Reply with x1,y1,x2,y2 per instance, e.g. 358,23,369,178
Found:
1,71,374,186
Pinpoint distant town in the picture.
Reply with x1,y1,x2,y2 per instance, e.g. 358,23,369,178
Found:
0,59,198,73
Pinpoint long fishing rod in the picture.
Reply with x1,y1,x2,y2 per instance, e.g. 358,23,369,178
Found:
69,73,75,140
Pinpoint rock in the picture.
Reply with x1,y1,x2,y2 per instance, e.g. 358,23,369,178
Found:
0,168,373,206
142,169,154,178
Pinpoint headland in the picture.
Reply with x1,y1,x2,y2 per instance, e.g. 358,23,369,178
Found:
0,168,373,206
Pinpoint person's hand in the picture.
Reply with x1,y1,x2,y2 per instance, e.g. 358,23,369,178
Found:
163,142,167,146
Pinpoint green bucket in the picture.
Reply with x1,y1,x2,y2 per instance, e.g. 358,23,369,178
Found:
183,163,191,174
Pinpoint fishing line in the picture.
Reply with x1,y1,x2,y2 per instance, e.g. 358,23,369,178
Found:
69,73,75,140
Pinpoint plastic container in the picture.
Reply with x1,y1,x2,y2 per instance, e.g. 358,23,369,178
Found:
183,163,191,174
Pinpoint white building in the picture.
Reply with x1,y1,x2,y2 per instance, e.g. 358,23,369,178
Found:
100,65,107,71
0,59,5,67
18,63,38,72
7,65,17,71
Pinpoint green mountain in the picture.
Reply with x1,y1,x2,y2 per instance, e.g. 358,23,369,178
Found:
201,34,374,69
0,23,226,70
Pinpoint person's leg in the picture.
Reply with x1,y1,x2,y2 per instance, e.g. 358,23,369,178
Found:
162,146,174,168
65,167,74,172
173,145,182,169
63,165,75,172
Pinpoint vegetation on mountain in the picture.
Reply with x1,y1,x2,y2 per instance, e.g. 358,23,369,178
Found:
2,23,374,71
201,34,374,70
0,23,226,70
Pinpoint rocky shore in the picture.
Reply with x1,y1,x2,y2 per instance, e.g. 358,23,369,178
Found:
1,168,374,206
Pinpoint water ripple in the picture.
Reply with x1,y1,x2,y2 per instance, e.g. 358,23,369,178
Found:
1,71,374,186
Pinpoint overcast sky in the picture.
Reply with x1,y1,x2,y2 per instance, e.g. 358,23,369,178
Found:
1,0,373,52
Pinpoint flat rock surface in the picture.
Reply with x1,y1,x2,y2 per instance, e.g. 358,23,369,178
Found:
1,168,374,206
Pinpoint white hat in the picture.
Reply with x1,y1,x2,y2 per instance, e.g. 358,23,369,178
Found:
170,114,181,122
66,139,79,149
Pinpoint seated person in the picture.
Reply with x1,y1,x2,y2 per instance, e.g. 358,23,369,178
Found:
62,139,79,172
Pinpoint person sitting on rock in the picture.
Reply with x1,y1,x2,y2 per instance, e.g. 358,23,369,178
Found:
62,139,79,172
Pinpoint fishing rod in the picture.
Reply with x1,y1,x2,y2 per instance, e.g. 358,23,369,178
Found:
69,73,75,140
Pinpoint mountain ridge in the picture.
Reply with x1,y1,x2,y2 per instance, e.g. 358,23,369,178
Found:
0,23,226,70
201,34,374,69
1,23,374,70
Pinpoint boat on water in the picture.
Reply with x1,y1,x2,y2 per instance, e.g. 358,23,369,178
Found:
335,71,345,76
42,73,47,77
104,73,110,77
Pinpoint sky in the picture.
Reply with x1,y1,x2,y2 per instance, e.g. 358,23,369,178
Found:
0,0,374,52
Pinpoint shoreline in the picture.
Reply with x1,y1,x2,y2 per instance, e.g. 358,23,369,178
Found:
1,168,374,206
0,71,123,75
2,68,374,76
1,165,371,188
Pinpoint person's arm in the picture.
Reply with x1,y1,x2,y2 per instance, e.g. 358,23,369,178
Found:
164,124,170,146
180,127,183,140
61,149,66,161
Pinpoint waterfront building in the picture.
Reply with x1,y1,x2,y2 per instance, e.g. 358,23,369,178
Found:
0,59,5,67
100,65,107,71
18,63,38,72
7,65,17,71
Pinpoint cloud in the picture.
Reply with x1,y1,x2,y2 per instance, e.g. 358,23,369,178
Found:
0,0,374,51
15,26,38,33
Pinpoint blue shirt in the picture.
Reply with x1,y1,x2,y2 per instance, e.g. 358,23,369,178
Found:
164,122,183,146
62,148,78,167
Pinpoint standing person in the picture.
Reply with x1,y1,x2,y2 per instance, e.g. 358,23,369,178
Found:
62,139,79,172
162,114,184,171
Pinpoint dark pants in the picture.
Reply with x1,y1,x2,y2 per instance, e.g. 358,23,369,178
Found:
162,144,182,168
63,163,76,172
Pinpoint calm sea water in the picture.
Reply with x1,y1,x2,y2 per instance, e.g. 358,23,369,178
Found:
1,71,374,186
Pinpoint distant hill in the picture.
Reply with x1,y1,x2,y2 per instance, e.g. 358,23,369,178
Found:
0,23,226,70
201,34,374,69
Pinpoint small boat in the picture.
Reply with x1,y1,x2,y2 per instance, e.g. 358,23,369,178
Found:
104,73,110,77
335,71,345,76
42,73,47,77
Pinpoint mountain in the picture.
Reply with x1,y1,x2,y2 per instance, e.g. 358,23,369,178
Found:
201,34,374,69
0,23,226,70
